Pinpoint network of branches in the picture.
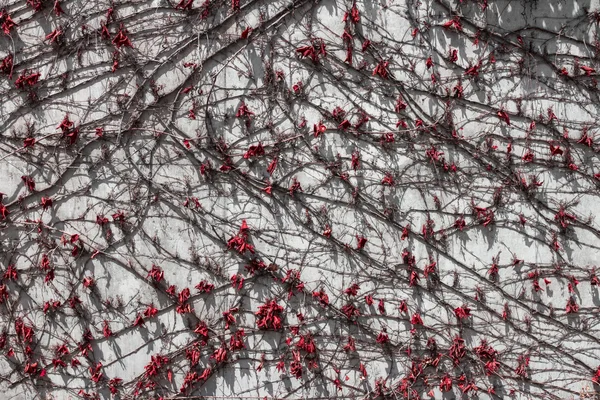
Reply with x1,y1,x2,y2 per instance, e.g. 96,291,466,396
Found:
1,0,600,399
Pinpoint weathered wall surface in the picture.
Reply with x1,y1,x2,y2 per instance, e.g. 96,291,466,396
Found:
1,0,600,399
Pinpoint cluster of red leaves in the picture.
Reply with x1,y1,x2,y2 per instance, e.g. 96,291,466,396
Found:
255,299,284,330
227,220,255,254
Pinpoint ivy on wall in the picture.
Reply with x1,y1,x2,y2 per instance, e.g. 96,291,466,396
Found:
1,0,600,399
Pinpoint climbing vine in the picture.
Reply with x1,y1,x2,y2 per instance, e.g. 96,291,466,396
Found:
1,0,600,399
